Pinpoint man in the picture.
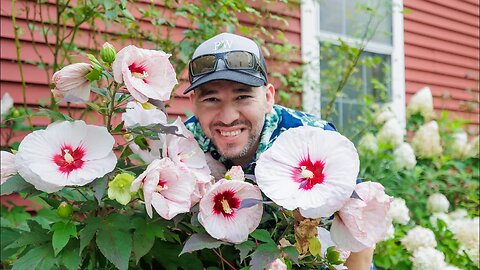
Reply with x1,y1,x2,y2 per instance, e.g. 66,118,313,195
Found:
183,32,374,270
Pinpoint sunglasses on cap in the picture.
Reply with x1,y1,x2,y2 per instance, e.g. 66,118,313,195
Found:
188,51,267,83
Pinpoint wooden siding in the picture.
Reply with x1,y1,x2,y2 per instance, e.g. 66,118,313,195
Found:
404,0,480,134
0,0,302,145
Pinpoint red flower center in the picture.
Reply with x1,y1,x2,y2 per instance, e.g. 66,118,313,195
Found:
213,190,240,217
293,156,326,190
155,180,168,193
129,63,149,83
53,144,85,174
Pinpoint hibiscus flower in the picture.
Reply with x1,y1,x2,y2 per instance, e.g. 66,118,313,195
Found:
255,126,359,218
198,179,263,243
330,181,392,252
112,45,177,103
52,63,93,102
15,121,117,192
130,158,196,220
1,151,17,184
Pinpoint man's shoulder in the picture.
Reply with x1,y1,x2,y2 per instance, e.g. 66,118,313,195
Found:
273,105,337,131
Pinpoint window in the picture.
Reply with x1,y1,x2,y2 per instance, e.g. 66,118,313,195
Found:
301,0,405,136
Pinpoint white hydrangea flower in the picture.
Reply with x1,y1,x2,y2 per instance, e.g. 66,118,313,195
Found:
388,197,410,225
411,121,443,158
449,217,479,251
466,136,479,158
410,247,446,270
401,226,437,252
407,87,435,121
427,193,450,213
393,143,417,170
377,118,404,148
357,133,378,155
443,265,462,270
448,208,468,220
374,103,396,125
429,212,451,229
464,246,480,268
450,131,469,160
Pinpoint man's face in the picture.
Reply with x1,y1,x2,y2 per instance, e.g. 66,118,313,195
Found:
190,80,275,165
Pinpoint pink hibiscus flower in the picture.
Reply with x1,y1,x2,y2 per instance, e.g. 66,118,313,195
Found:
255,126,359,218
130,158,196,219
198,179,263,243
330,181,393,252
15,121,117,192
1,151,17,184
112,45,177,103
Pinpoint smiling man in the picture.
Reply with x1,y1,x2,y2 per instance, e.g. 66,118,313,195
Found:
183,32,374,270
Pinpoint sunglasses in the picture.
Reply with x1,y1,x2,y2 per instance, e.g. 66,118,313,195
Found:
189,51,267,82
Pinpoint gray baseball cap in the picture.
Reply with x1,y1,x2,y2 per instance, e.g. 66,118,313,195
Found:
184,32,268,94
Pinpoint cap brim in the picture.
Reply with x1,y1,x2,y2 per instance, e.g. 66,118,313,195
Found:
183,70,266,94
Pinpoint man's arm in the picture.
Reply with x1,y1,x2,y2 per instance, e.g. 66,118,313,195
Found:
345,248,374,270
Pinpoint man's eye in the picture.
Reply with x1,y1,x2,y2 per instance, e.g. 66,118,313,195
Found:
237,95,252,100
202,97,218,102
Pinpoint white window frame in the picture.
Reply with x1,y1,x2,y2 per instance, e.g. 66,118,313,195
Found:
301,0,406,127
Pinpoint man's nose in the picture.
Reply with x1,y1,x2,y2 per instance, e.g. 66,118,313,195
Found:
217,103,240,125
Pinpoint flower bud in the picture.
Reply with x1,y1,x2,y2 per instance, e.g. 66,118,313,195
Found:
57,201,73,218
100,42,117,64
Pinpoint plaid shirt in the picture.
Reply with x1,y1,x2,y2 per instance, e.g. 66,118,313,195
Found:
184,104,336,174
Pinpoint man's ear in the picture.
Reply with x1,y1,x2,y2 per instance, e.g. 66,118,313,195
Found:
189,91,197,114
265,83,275,113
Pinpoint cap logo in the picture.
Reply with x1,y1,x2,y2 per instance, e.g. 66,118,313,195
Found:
215,39,232,51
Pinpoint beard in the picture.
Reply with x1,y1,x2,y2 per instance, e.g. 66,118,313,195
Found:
210,119,264,161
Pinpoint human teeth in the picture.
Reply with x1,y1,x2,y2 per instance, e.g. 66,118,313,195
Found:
220,130,241,137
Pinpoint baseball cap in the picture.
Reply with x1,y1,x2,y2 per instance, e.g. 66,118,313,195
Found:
183,32,268,94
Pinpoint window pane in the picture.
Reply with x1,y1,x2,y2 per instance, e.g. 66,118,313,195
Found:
320,0,344,34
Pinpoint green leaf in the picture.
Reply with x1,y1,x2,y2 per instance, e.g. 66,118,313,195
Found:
180,233,226,255
79,217,101,254
59,240,82,270
249,243,281,270
308,237,321,256
5,221,50,249
235,240,256,262
92,176,109,203
96,219,132,270
282,246,299,265
85,68,102,81
250,229,275,245
132,219,156,264
1,227,22,260
52,221,77,256
35,108,74,121
12,244,54,270
0,175,34,195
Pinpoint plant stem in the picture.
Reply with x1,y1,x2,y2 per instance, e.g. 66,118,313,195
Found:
11,0,33,130
212,248,236,270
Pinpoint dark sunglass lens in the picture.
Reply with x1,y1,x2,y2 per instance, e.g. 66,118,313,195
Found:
191,55,217,75
225,52,254,69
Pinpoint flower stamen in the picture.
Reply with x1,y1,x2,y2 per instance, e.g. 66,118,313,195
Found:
131,71,148,79
300,166,314,179
221,199,233,214
63,149,74,163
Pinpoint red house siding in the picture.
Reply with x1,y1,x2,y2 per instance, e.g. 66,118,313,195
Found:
404,0,480,134
0,0,302,141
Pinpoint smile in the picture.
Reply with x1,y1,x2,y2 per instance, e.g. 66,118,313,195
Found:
220,129,242,137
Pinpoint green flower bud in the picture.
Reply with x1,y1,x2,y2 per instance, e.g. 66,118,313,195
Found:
100,42,117,64
57,202,73,218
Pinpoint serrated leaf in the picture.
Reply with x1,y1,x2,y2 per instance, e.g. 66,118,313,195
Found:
79,217,101,254
180,233,226,255
52,221,77,256
92,176,108,203
132,220,156,264
235,240,256,262
59,240,82,270
5,221,50,249
11,244,54,270
282,246,299,265
250,229,275,245
249,243,281,270
0,174,34,195
96,223,132,270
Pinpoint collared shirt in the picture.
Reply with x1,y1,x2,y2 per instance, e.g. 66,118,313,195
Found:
184,104,336,174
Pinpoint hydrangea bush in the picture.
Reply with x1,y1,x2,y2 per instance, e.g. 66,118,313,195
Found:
358,87,479,269
1,44,393,270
